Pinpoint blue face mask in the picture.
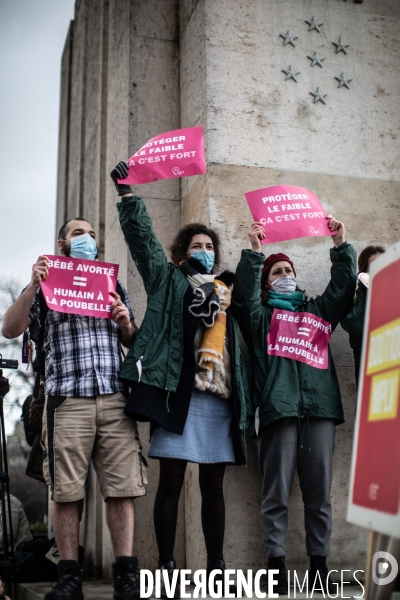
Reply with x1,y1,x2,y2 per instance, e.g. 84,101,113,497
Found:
70,233,98,261
190,250,215,274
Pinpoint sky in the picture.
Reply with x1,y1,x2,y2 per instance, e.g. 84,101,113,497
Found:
0,0,76,284
0,0,76,431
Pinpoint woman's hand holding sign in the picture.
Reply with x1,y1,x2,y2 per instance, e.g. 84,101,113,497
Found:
326,215,345,248
248,222,266,252
110,161,132,197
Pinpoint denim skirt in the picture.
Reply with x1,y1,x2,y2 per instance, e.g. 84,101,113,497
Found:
148,388,235,464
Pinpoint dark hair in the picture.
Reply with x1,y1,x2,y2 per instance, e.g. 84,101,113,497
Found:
358,245,386,274
58,218,91,240
169,223,221,268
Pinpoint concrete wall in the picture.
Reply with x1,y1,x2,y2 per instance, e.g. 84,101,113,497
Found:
179,0,400,579
56,0,400,581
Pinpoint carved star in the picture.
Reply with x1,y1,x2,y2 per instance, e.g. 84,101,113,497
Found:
333,37,349,54
305,16,323,32
282,65,300,82
279,30,298,47
307,51,324,67
335,72,352,89
310,87,327,104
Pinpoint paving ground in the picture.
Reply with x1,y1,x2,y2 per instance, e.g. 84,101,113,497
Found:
19,581,397,599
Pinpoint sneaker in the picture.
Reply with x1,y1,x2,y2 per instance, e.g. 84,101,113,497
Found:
309,557,337,594
44,560,84,600
159,559,180,599
112,556,140,600
267,556,288,595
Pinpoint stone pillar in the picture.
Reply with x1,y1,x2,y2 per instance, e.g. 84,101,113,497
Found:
55,21,73,245
81,0,109,258
102,0,183,579
66,0,88,218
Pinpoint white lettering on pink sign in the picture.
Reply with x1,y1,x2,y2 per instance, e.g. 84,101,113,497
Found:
40,255,119,319
118,126,206,185
245,185,335,244
267,309,332,369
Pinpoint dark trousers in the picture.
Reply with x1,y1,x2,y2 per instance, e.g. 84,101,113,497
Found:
256,418,335,558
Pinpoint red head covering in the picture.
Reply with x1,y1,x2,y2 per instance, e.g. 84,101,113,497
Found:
261,253,296,289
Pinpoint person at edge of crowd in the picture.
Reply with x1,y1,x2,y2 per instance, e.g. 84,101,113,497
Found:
109,161,250,598
0,577,10,600
0,493,32,554
1,219,146,600
341,244,385,388
231,218,357,595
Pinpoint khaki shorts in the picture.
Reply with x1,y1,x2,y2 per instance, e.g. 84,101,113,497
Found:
42,392,147,502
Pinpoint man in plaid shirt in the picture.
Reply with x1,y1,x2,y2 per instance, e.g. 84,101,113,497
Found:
2,218,146,600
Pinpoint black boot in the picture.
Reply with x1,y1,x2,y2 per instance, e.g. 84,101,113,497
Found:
159,559,180,599
309,556,336,594
44,560,84,600
207,557,237,597
267,556,288,595
112,556,140,600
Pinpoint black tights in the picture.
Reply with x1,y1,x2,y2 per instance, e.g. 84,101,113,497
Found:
153,458,226,562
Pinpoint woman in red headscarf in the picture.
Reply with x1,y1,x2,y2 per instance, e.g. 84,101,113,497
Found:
231,217,357,594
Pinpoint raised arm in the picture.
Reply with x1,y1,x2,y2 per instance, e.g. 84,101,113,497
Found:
231,222,266,337
2,256,49,339
111,162,169,296
310,217,357,328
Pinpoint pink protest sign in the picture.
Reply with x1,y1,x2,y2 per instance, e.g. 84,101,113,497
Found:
245,185,334,244
40,255,119,319
267,309,332,369
118,126,206,185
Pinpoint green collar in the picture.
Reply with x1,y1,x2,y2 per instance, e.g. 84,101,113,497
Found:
267,290,305,312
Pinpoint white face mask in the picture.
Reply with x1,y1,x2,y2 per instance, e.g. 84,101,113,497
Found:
271,276,297,294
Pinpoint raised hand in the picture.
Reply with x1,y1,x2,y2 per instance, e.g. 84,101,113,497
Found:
110,161,132,197
31,255,50,288
326,215,345,248
110,291,131,328
248,222,266,252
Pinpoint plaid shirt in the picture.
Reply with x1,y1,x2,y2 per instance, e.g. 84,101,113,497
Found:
29,281,134,397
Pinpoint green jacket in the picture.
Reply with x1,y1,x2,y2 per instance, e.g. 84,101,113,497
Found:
341,283,366,349
231,243,357,432
116,196,250,429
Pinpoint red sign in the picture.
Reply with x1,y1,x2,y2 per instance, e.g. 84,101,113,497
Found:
351,257,400,515
40,255,119,319
267,309,332,370
245,185,335,244
118,126,206,185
